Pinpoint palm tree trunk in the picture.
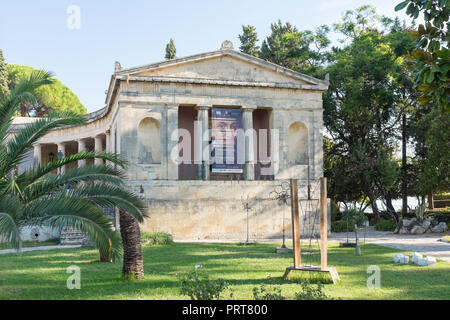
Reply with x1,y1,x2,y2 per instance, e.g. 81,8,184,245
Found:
119,209,144,279
99,239,112,263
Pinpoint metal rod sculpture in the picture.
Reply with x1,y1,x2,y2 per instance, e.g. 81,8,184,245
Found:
270,181,291,249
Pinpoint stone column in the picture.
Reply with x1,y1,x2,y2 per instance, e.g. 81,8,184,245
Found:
77,139,86,167
242,106,256,180
94,135,104,165
57,142,66,175
197,105,211,180
105,130,111,153
33,143,42,167
105,130,111,166
166,104,179,180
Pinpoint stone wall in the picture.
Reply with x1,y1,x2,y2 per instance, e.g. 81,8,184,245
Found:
127,180,330,240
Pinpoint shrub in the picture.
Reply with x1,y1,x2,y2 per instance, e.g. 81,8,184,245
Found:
330,202,341,222
435,200,450,208
331,221,355,233
342,208,367,228
375,219,397,231
177,269,229,300
141,232,173,245
252,285,285,300
427,211,450,224
294,281,329,300
434,193,450,201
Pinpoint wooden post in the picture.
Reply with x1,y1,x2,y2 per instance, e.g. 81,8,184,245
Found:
320,177,327,270
290,179,301,268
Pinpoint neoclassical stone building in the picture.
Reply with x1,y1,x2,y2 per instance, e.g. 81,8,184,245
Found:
12,41,329,240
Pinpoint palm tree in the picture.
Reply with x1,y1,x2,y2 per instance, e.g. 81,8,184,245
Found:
0,70,146,279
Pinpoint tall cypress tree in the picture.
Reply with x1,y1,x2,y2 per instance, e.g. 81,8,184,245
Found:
165,38,177,60
0,49,9,99
238,25,259,57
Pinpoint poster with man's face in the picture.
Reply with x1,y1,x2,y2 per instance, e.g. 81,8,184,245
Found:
211,108,243,173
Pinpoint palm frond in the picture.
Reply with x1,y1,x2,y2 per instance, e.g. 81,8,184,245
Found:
0,195,23,250
60,183,146,222
22,164,126,202
16,151,125,189
4,116,85,174
0,70,54,142
24,196,122,260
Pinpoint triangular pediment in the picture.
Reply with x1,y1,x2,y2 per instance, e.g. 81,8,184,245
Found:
116,50,326,87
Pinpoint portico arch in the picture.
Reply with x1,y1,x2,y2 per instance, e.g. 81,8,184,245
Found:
137,117,161,164
288,121,308,165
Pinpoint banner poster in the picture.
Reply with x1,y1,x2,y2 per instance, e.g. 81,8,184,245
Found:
211,108,243,173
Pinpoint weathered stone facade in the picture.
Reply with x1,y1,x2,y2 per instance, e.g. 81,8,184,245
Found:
12,41,329,240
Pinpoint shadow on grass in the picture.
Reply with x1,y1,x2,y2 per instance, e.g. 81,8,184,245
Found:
1,242,449,299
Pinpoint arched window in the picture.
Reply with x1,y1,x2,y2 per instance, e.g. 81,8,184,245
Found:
137,117,161,164
288,122,308,165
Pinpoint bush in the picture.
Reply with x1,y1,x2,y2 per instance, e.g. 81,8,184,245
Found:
375,219,397,231
177,269,229,300
252,285,285,300
435,200,450,208
294,281,329,300
331,221,355,233
427,211,450,224
434,193,450,201
141,232,173,245
330,202,341,222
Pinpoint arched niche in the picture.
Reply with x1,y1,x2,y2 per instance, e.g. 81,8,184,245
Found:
137,117,161,164
288,121,308,165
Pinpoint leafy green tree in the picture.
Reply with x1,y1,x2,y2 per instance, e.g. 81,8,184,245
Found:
259,20,309,70
259,20,330,76
165,38,177,60
239,25,260,57
0,50,8,100
0,70,146,279
421,110,450,193
324,8,417,222
395,0,449,112
408,106,450,206
333,5,382,38
7,65,86,116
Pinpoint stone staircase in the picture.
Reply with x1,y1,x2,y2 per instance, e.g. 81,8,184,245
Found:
60,206,116,246
60,227,93,246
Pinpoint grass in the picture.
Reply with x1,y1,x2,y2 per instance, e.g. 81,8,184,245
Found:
0,241,449,300
442,236,450,243
0,239,59,250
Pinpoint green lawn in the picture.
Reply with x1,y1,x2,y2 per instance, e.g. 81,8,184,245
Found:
0,239,59,250
0,241,449,300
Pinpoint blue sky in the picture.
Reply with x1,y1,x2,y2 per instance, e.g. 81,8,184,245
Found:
1,0,410,113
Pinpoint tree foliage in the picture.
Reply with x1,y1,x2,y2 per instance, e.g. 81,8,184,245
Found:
165,38,177,60
395,0,449,112
7,64,86,116
238,25,260,57
259,20,330,76
323,7,419,222
0,70,145,265
0,50,8,100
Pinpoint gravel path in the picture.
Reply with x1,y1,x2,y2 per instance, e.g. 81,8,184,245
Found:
330,227,450,262
0,245,81,255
